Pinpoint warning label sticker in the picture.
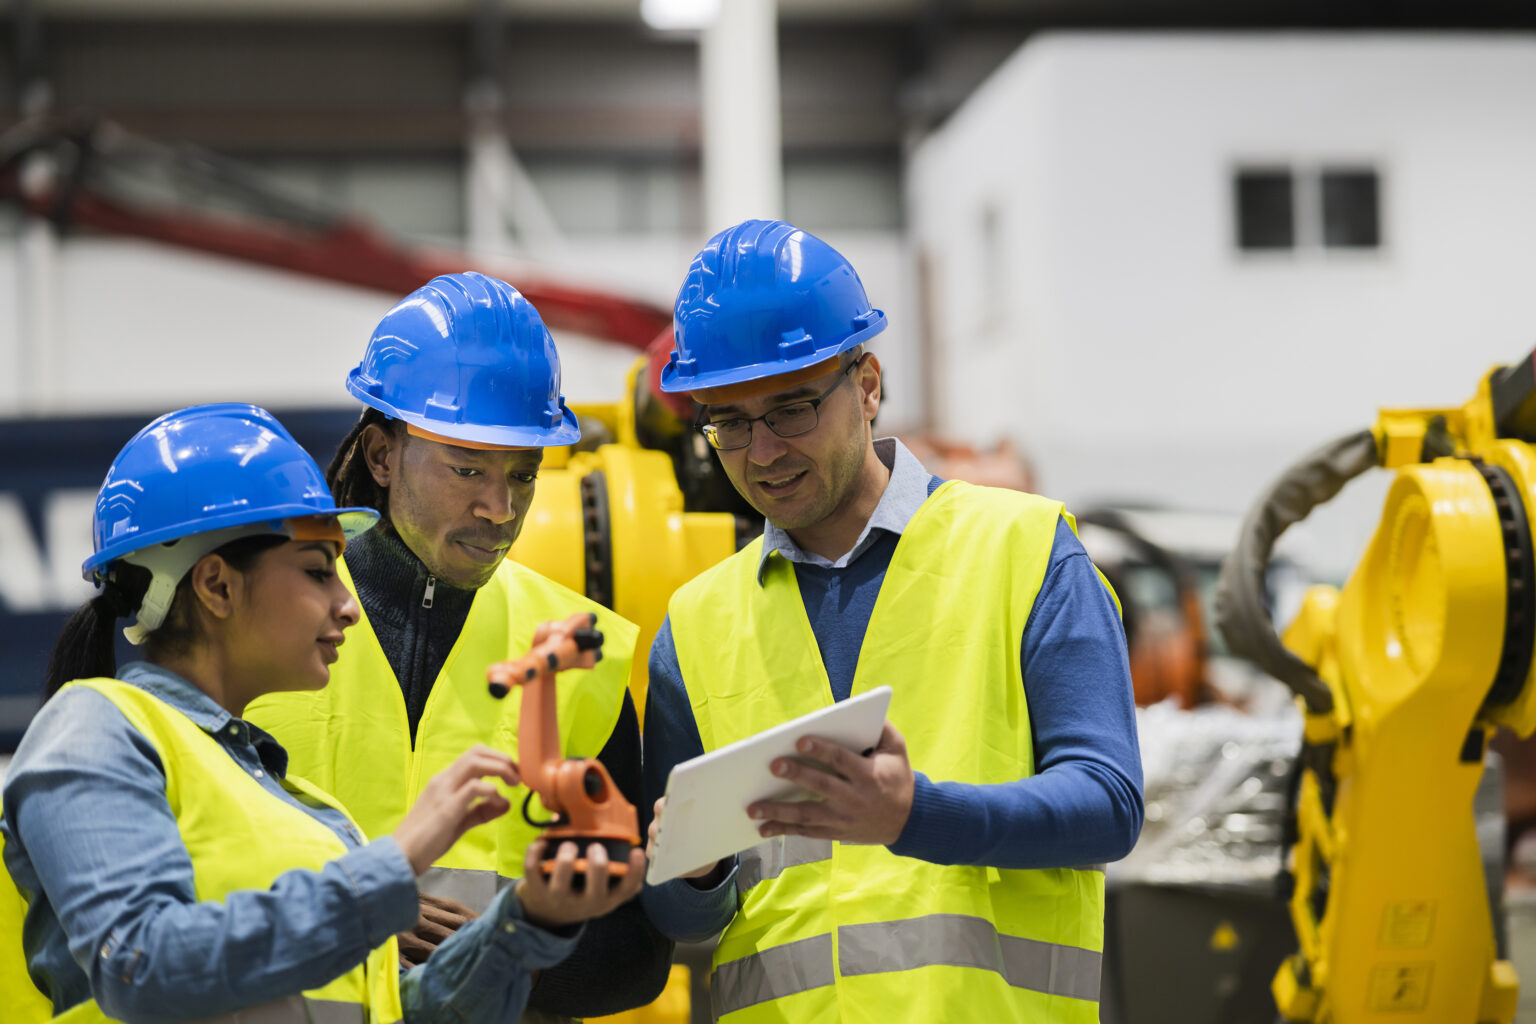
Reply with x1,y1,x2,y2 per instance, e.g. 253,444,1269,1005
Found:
1368,963,1433,1012
1379,901,1436,948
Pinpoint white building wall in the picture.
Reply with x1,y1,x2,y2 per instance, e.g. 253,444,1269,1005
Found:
0,231,913,422
908,33,1536,576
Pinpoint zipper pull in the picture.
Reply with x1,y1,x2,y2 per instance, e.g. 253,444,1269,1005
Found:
422,575,437,609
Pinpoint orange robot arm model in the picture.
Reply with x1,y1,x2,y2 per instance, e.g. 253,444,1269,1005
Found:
486,613,641,882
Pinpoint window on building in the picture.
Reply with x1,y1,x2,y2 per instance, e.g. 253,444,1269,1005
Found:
1235,169,1295,250
1321,169,1380,249
1233,164,1382,254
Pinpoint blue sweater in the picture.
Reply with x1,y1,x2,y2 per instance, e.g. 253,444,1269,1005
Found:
641,442,1144,940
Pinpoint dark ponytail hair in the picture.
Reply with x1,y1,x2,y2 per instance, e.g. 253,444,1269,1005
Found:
43,533,288,698
327,407,397,513
44,563,151,697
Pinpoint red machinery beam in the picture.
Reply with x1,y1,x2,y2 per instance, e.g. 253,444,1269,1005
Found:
6,182,672,351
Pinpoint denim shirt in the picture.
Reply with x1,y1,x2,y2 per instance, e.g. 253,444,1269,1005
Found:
1,662,579,1023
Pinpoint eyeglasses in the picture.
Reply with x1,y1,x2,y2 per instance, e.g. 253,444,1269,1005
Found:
699,357,862,451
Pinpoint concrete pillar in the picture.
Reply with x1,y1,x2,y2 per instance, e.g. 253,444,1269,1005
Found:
463,84,567,259
15,197,59,416
14,81,58,417
463,0,565,260
464,83,517,258
700,0,782,233
10,0,57,416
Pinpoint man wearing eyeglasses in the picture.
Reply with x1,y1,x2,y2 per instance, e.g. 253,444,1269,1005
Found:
639,219,1144,1023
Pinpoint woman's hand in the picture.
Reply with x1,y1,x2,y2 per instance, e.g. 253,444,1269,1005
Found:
514,839,646,930
393,745,520,876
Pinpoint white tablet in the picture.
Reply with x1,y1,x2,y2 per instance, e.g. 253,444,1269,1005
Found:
645,685,893,885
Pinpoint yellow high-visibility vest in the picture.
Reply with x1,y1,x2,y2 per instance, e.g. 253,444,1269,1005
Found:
5,678,402,1024
1,817,52,1023
669,480,1107,1024
247,557,637,911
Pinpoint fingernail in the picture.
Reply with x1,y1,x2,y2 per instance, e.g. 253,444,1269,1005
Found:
798,738,814,753
773,761,790,776
748,806,764,819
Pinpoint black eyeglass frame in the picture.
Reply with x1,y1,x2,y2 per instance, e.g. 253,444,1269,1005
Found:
697,355,865,451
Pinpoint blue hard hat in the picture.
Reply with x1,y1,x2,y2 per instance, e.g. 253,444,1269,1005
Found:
82,403,378,583
345,272,580,447
660,219,887,394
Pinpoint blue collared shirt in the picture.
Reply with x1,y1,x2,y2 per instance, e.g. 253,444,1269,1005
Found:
1,662,578,1023
757,436,932,576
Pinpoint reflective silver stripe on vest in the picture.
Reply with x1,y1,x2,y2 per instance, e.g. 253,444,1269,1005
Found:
711,915,1101,1016
839,914,1101,1003
711,933,836,1018
194,995,366,1024
418,865,512,912
737,836,834,892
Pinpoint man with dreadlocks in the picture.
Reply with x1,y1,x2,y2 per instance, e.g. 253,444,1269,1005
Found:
246,272,671,1021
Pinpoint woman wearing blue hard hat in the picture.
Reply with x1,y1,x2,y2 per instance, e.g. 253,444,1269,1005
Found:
1,403,611,1024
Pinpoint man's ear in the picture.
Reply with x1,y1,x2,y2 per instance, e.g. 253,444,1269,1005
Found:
359,423,399,488
188,553,238,623
856,354,883,421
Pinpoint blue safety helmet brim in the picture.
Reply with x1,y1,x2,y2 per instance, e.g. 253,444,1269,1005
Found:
657,313,885,395
81,506,378,582
344,371,581,449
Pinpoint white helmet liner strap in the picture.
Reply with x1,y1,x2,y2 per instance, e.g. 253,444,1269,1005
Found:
118,522,285,645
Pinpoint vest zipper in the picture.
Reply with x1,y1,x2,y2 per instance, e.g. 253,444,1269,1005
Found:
422,575,437,609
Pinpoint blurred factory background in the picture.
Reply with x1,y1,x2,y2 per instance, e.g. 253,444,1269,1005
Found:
5,2,1536,1022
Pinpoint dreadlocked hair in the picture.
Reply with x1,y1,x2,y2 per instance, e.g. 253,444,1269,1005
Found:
327,406,398,512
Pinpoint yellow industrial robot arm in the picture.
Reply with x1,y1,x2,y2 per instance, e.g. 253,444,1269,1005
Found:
1215,349,1536,1023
